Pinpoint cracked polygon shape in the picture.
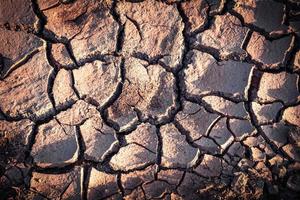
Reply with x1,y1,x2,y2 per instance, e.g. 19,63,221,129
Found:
229,119,255,140
51,43,75,68
251,102,283,125
194,137,221,155
202,96,249,118
233,0,288,34
73,58,121,107
117,0,184,69
53,69,78,108
42,0,118,62
30,167,81,199
0,29,43,77
56,100,99,126
0,49,54,120
31,119,79,168
194,13,248,58
257,72,299,104
194,154,222,177
109,143,156,171
87,167,119,200
175,101,219,141
261,122,289,149
157,169,184,186
121,165,155,191
160,123,199,168
181,0,208,32
80,117,118,162
183,50,253,100
243,135,265,148
125,123,157,153
209,118,234,151
0,0,38,32
247,32,292,67
143,180,173,199
0,119,33,163
107,57,177,130
283,105,300,127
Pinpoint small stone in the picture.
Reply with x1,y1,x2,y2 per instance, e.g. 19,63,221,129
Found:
243,136,265,147
268,155,284,167
53,69,78,108
109,143,156,171
0,50,54,120
282,144,300,162
255,162,272,182
283,105,300,127
247,32,292,67
207,0,225,15
261,122,289,149
251,102,283,124
257,71,299,104
73,58,121,107
231,172,249,194
209,118,234,151
182,0,208,32
251,147,266,162
30,167,81,199
238,158,255,171
233,0,287,34
175,101,219,141
183,50,253,99
51,43,74,67
194,154,222,177
160,124,199,168
87,167,119,199
202,96,249,118
194,13,248,58
31,119,79,168
287,174,300,192
117,0,184,69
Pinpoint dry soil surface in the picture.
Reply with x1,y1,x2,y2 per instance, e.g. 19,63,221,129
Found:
1,0,300,199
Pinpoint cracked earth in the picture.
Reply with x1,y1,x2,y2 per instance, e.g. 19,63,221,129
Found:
0,0,300,199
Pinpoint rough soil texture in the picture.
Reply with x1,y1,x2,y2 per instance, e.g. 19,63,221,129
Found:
0,0,300,199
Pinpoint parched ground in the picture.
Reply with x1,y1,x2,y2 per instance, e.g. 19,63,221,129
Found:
0,0,300,199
